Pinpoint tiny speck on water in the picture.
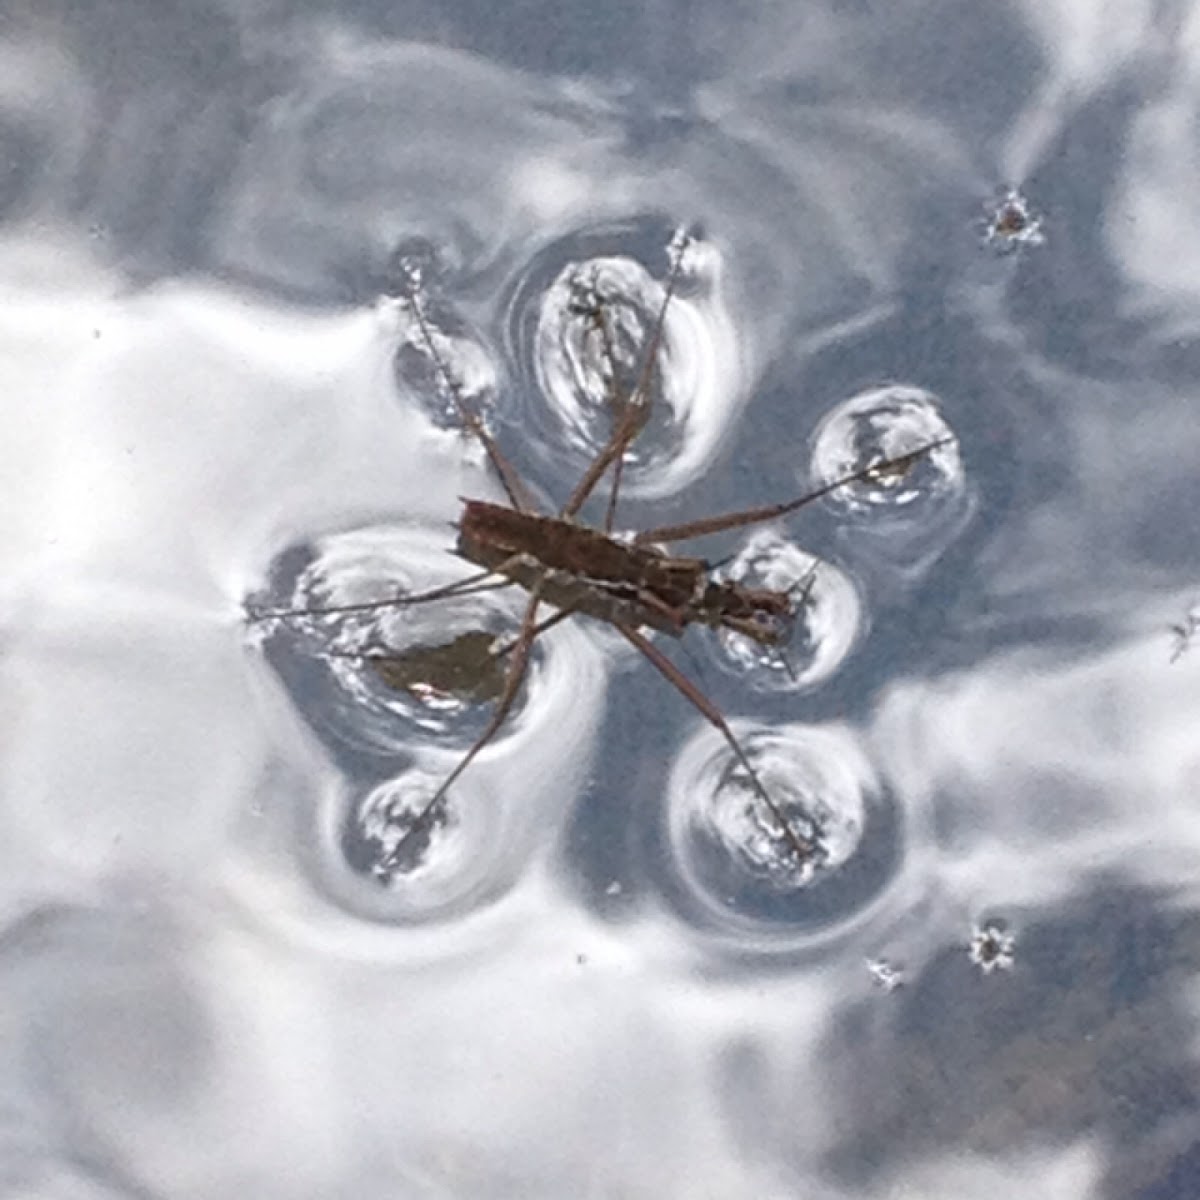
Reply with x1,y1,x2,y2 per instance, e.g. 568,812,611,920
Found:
969,922,1016,974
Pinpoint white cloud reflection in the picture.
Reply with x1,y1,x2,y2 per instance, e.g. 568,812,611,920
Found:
0,2,1197,1196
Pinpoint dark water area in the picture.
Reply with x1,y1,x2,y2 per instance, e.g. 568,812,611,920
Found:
2,1,1199,1197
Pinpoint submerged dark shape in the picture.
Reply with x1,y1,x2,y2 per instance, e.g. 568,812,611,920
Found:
364,629,507,705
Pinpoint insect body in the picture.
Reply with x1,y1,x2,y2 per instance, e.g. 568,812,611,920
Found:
456,499,793,645
368,628,508,704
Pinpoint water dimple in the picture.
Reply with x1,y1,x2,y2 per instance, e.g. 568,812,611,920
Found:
377,240,499,433
247,524,528,757
389,293,499,434
504,223,743,500
250,522,607,924
969,920,1017,973
808,385,968,579
535,254,684,470
381,237,445,299
662,722,900,945
711,529,862,693
705,762,831,891
811,385,961,514
346,768,464,885
982,186,1045,254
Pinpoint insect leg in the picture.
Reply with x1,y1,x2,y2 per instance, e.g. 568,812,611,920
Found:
405,293,540,516
490,603,578,659
381,582,547,861
246,567,516,623
593,301,640,535
561,237,690,521
575,283,638,533
632,437,954,544
328,606,576,669
617,622,816,864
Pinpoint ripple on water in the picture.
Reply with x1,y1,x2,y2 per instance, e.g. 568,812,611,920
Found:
247,523,530,759
323,758,524,924
710,529,863,693
661,721,901,947
503,221,744,499
382,240,501,433
809,384,968,578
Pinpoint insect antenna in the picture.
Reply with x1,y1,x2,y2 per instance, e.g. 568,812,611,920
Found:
632,436,954,545
618,622,817,864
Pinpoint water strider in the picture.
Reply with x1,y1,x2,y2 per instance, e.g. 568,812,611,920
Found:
249,234,953,874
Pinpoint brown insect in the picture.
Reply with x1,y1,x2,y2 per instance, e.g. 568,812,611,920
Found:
252,238,949,870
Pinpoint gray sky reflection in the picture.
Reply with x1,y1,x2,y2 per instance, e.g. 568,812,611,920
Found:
0,1,1199,1196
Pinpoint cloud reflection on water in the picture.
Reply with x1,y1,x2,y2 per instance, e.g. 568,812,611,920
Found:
0,1,1197,1197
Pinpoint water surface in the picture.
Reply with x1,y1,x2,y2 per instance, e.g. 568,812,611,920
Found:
1,2,1199,1197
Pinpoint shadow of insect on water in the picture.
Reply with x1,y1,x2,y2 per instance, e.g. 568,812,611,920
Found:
325,629,509,705
248,233,951,876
